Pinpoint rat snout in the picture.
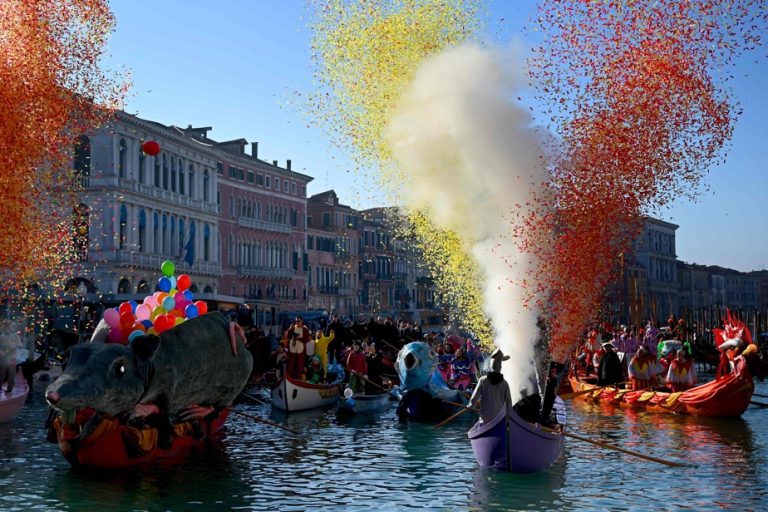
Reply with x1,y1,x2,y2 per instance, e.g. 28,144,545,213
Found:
46,390,60,406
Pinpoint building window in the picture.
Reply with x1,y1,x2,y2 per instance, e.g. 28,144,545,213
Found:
322,213,330,226
138,209,146,252
301,185,306,197
291,182,296,195
203,169,210,201
119,204,127,249
162,154,169,190
265,176,271,188
178,219,185,254
118,278,131,294
171,156,177,193
154,156,161,187
118,138,127,178
284,181,289,193
138,151,146,184
137,280,149,293
204,224,210,262
247,170,254,183
179,164,185,195
188,165,195,198
257,174,264,186
73,203,89,261
275,178,280,192
74,135,90,176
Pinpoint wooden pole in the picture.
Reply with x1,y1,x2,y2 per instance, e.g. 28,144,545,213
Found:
432,406,472,430
228,408,301,435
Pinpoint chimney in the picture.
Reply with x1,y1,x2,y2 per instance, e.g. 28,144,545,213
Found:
251,142,258,159
286,159,291,171
273,160,278,166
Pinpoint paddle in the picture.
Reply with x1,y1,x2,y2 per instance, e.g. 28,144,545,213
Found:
239,392,268,405
752,393,768,399
351,371,384,390
749,400,768,408
539,426,695,468
560,381,628,399
432,406,473,430
228,408,300,435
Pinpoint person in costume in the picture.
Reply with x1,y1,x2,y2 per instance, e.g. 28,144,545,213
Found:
666,349,697,392
314,329,335,380
305,356,324,384
580,329,602,376
597,341,624,386
345,341,368,394
450,346,473,390
468,348,512,424
627,345,662,390
714,309,756,378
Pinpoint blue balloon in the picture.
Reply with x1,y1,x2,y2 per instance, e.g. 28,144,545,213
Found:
162,296,175,312
182,290,194,301
140,319,153,329
185,304,199,319
345,398,356,409
128,300,138,313
128,330,144,342
169,276,177,290
158,277,171,293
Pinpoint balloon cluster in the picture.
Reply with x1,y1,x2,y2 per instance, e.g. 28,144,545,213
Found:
101,260,208,344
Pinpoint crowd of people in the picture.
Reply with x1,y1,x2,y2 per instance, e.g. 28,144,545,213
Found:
576,315,699,392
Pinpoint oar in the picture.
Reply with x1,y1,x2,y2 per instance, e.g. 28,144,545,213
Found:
749,400,768,408
560,381,628,399
433,406,473,430
752,393,768,399
351,371,384,390
540,426,694,468
228,408,300,435
239,392,268,405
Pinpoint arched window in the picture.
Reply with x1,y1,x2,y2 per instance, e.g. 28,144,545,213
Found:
153,212,160,253
119,204,128,249
162,154,169,190
138,209,146,252
190,284,199,293
137,280,149,293
118,278,131,294
171,156,177,193
118,138,127,178
73,203,89,261
228,235,234,265
162,214,168,255
178,218,185,255
170,216,176,255
204,224,210,262
203,169,210,201
138,150,146,184
204,285,213,293
74,135,90,175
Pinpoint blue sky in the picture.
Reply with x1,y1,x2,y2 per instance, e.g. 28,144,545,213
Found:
105,0,767,272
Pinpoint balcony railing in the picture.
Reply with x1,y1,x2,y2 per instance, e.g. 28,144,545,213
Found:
237,265,294,278
237,216,291,234
111,250,222,276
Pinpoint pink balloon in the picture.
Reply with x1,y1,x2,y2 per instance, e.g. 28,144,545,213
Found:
107,327,123,343
103,308,120,328
135,304,151,321
144,296,158,308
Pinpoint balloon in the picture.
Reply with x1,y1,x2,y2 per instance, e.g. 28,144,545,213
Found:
344,388,354,399
177,274,191,292
141,140,160,156
346,398,356,409
169,276,177,290
119,311,135,327
162,296,175,312
174,317,185,326
107,328,123,343
130,322,146,333
146,327,158,335
118,302,132,315
158,277,171,293
185,304,199,319
128,300,138,313
128,330,144,342
160,260,175,277
194,300,208,315
135,304,151,321
182,290,194,301
152,306,165,319
103,308,120,328
168,288,177,297
154,315,170,333
143,295,157,308
140,319,154,329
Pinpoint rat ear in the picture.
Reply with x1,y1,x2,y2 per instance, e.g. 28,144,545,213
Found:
131,334,161,362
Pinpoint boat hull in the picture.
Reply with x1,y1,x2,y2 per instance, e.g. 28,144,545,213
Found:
271,375,340,412
50,408,229,468
468,406,564,474
567,360,754,417
0,373,29,423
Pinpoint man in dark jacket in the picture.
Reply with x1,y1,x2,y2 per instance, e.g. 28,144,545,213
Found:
598,342,624,386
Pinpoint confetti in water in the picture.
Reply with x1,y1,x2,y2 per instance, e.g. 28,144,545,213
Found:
524,0,767,361
307,0,497,343
0,1,126,329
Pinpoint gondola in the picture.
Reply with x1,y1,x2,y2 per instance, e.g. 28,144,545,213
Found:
468,398,566,473
0,372,29,423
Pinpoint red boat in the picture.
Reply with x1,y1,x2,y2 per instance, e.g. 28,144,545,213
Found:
567,355,754,418
49,407,229,468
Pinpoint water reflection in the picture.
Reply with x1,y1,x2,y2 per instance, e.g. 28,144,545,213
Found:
469,459,566,512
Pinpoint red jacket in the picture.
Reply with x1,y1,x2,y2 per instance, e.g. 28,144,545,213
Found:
346,351,367,375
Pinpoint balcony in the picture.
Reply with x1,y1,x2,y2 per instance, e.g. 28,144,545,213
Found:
237,216,291,234
237,265,294,279
318,285,339,294
112,250,222,276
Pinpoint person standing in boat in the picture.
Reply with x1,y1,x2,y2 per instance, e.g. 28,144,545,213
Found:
627,345,661,390
450,346,473,390
597,342,624,386
467,348,512,424
666,349,697,392
346,341,368,394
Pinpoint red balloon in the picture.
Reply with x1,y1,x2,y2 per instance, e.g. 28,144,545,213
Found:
141,140,160,156
176,274,191,292
118,302,133,315
119,311,135,327
194,300,208,316
154,315,170,333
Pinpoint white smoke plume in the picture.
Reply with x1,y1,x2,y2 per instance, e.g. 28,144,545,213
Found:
385,44,551,401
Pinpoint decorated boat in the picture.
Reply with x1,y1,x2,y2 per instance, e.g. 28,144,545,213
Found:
48,406,229,468
468,398,566,473
271,374,341,412
567,353,755,417
0,372,29,423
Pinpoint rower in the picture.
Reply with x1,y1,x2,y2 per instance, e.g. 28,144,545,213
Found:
467,348,511,423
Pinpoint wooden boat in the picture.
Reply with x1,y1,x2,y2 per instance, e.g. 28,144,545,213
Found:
468,398,566,473
567,355,754,417
48,407,229,468
271,374,340,412
0,373,29,423
338,390,392,415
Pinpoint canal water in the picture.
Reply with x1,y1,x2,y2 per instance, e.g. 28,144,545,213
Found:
2,372,768,511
